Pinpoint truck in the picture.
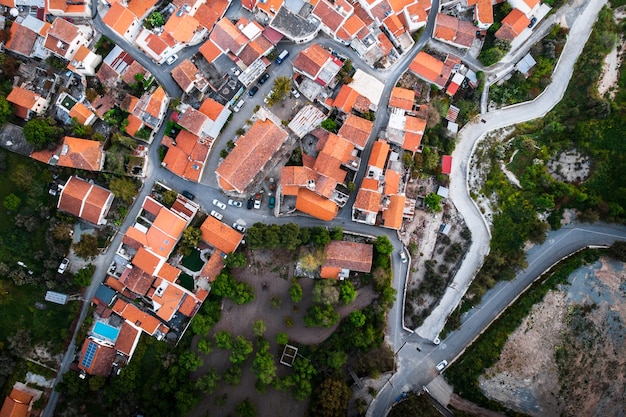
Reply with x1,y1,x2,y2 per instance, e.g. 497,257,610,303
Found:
275,49,289,65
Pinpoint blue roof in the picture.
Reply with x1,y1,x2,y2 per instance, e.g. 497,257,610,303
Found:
95,284,116,305
81,341,98,369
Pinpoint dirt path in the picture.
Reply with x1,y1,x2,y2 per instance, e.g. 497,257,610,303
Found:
449,394,506,417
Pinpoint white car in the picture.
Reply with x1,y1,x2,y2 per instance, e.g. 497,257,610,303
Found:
233,100,245,112
436,360,448,372
58,258,70,274
228,199,242,207
165,54,178,65
291,89,300,98
210,210,223,221
400,250,408,263
254,199,261,209
233,222,246,233
212,199,227,210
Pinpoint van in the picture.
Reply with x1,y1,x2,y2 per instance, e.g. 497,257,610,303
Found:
275,49,289,65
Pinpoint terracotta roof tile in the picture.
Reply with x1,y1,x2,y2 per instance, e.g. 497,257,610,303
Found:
178,107,208,136
103,4,138,37
295,188,338,221
157,262,181,283
57,137,104,171
122,60,148,85
354,188,381,213
361,177,379,191
150,278,185,321
162,130,208,182
389,87,414,111
377,32,394,55
195,0,228,29
145,86,167,120
368,140,390,170
496,9,529,41
178,294,198,317
383,13,404,36
200,215,243,253
171,59,199,91
77,339,116,376
199,39,222,62
312,0,348,33
384,169,401,194
105,276,126,293
343,14,366,37
475,0,493,25
293,44,331,79
125,261,158,294
198,97,225,120
164,12,199,43
5,22,37,56
332,85,361,113
7,86,39,110
409,51,446,87
114,322,140,356
113,299,165,335
216,119,288,193
210,18,248,55
48,17,79,44
57,176,90,219
323,240,373,274
125,114,143,137
338,114,372,149
127,0,157,18
69,102,95,125
0,387,33,417
200,251,225,282
382,194,405,229
82,183,113,224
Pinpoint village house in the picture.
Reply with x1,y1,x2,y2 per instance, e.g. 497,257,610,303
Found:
467,0,494,30
495,8,530,41
47,0,92,17
320,240,373,279
57,176,114,225
102,3,142,42
0,386,36,417
67,45,102,77
122,86,170,140
216,118,289,194
31,136,105,171
293,44,343,87
433,13,477,49
4,16,51,59
43,17,92,61
171,59,209,93
6,86,50,120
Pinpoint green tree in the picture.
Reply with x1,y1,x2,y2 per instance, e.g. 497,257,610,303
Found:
224,363,243,385
339,280,356,305
374,235,394,257
310,226,330,247
348,310,366,327
178,351,203,372
424,192,442,212
161,189,178,207
197,338,212,354
272,76,292,99
279,222,301,250
215,330,233,349
74,234,99,260
23,118,63,150
11,165,32,190
330,226,343,241
289,282,303,303
312,280,340,305
0,96,12,126
109,177,138,204
180,226,202,255
229,336,253,364
282,357,317,400
304,304,339,328
112,133,137,150
224,251,247,268
608,241,626,262
321,118,338,133
236,398,257,417
253,319,267,337
74,264,95,287
3,193,21,211
252,339,276,385
195,368,220,394
275,332,289,345
88,375,106,392
145,11,165,28
310,378,351,417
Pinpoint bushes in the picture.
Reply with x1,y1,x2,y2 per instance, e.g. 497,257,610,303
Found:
304,304,339,328
211,271,254,304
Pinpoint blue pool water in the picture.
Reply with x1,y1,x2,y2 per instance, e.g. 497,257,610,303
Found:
93,322,120,342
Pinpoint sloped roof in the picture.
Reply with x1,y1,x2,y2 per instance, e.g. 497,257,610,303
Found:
164,12,199,44
48,16,80,44
6,86,39,110
120,263,155,295
323,240,373,274
5,22,37,57
130,248,161,280
210,18,248,54
384,169,401,195
441,155,452,174
200,215,243,254
216,119,288,193
77,339,116,376
475,0,494,25
145,86,167,119
178,107,208,136
112,299,165,335
354,188,381,213
382,194,405,230
199,39,222,62
57,137,104,171
295,188,338,221
0,387,33,417
198,97,225,120
312,0,349,33
332,85,361,114
368,140,390,170
127,0,157,19
157,262,181,283
496,9,530,41
58,176,113,225
162,130,208,182
383,13,405,36
293,44,331,79
338,114,372,149
103,4,138,37
115,322,140,356
69,102,95,125
409,51,446,87
389,87,414,111
199,251,225,282
150,278,185,321
194,0,229,30
171,59,199,91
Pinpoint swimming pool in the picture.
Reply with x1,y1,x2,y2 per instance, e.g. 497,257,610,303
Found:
93,321,120,342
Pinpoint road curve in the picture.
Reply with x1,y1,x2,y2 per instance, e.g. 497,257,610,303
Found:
416,0,607,342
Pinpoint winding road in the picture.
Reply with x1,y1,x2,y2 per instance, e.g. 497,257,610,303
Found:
41,0,623,416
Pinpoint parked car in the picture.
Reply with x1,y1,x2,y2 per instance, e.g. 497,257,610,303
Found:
212,199,227,210
268,196,275,209
181,190,195,200
436,360,448,372
233,100,245,112
248,86,259,97
291,88,300,98
258,73,270,84
400,250,407,263
228,199,242,207
57,258,70,274
246,198,254,209
528,16,537,28
233,222,246,233
210,210,223,221
254,193,262,210
166,54,179,65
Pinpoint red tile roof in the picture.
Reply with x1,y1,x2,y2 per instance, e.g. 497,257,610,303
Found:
5,22,37,57
293,44,331,79
496,9,530,41
0,388,33,417
312,0,348,33
69,102,95,126
216,119,288,193
354,188,381,213
295,188,338,221
338,114,372,149
475,0,494,25
195,0,229,29
172,59,199,91
198,97,225,120
58,176,113,225
6,86,39,111
150,278,185,321
127,0,157,18
113,299,166,335
409,51,447,88
389,87,415,111
77,338,116,376
382,194,405,230
115,322,140,356
441,155,452,175
322,240,373,275
200,251,225,282
57,137,104,171
210,18,248,54
368,140,390,170
199,39,222,62
164,12,199,44
103,4,138,37
200,215,243,254
384,169,401,195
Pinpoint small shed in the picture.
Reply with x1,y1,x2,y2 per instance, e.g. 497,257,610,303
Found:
441,155,453,175
437,186,449,198
45,291,68,305
516,53,537,77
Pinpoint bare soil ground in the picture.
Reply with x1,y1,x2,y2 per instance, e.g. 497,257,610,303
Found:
401,177,471,329
597,8,626,98
189,248,376,417
479,257,626,417
546,149,590,183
